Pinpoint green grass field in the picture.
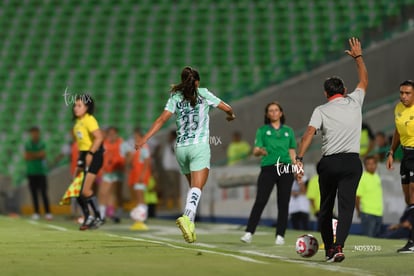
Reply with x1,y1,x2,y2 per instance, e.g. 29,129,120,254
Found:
0,216,413,276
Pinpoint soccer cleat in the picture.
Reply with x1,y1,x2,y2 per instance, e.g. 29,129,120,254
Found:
90,217,104,229
325,247,335,260
240,232,253,243
397,240,414,253
176,215,196,243
45,213,53,221
326,245,345,263
31,213,40,220
79,216,95,231
275,235,285,245
130,221,149,231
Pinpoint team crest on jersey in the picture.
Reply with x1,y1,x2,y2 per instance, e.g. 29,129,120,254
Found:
266,130,271,135
284,132,289,137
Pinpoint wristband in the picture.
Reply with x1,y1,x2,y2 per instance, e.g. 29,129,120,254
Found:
354,55,362,59
87,151,95,156
386,151,393,158
295,156,303,162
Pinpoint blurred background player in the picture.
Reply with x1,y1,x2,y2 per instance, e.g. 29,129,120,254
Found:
72,95,105,230
289,176,310,231
226,131,251,166
53,130,80,220
241,102,297,245
387,79,414,253
145,175,159,218
306,170,321,231
356,156,383,237
135,66,235,243
360,122,375,158
24,126,52,220
99,126,125,223
129,128,152,230
373,131,390,162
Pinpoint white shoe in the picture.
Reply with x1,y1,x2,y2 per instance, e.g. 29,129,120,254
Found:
45,213,53,221
240,232,253,243
275,235,285,245
31,213,40,220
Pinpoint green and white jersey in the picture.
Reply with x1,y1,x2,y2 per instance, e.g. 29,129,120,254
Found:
164,88,221,147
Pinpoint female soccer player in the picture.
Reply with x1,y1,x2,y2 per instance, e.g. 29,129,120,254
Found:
73,94,105,230
99,126,125,222
240,102,297,245
135,66,235,243
128,128,152,231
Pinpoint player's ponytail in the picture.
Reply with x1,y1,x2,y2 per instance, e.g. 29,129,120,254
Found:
171,66,200,107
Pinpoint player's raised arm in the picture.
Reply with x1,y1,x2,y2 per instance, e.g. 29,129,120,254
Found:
345,37,368,92
217,101,236,121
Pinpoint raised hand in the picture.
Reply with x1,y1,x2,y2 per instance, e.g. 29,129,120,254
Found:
345,37,362,58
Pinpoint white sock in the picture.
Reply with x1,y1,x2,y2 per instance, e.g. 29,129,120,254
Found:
183,187,202,222
99,205,106,220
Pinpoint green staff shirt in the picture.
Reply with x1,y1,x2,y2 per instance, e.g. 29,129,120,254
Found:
254,124,296,167
25,140,47,175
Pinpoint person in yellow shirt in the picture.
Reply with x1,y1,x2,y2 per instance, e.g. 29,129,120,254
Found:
356,156,383,237
73,95,104,231
306,173,320,230
226,131,251,166
387,80,414,253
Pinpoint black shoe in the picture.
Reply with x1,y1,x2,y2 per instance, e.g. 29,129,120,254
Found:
397,241,414,253
90,217,104,229
325,247,335,260
326,245,345,263
112,216,121,224
79,216,95,231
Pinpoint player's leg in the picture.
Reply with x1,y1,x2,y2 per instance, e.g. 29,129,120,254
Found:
175,143,210,243
274,172,294,244
38,175,52,220
317,157,339,258
397,154,414,252
241,166,276,243
98,176,112,221
80,150,104,229
28,175,40,219
130,184,149,230
333,154,362,262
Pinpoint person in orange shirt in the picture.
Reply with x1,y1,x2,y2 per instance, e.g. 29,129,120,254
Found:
99,127,125,222
128,128,152,230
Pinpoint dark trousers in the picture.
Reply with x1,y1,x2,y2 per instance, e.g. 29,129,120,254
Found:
317,153,362,248
27,175,50,214
246,165,294,237
291,212,310,230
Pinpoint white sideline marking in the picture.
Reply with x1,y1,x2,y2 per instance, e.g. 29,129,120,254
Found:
240,250,374,276
45,224,68,232
106,233,267,264
141,234,218,249
27,220,68,232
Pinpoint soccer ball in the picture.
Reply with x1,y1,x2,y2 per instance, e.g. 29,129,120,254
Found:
295,234,319,258
130,205,148,222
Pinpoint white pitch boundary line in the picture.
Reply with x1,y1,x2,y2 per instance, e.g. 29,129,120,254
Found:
24,220,373,275
240,250,375,276
27,220,69,232
106,233,267,264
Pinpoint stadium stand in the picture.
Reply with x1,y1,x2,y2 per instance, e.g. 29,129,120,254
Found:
0,0,413,185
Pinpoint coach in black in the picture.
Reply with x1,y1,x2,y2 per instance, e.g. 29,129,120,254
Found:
297,37,368,263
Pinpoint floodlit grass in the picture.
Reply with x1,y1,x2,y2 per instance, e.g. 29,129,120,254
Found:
0,216,413,276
